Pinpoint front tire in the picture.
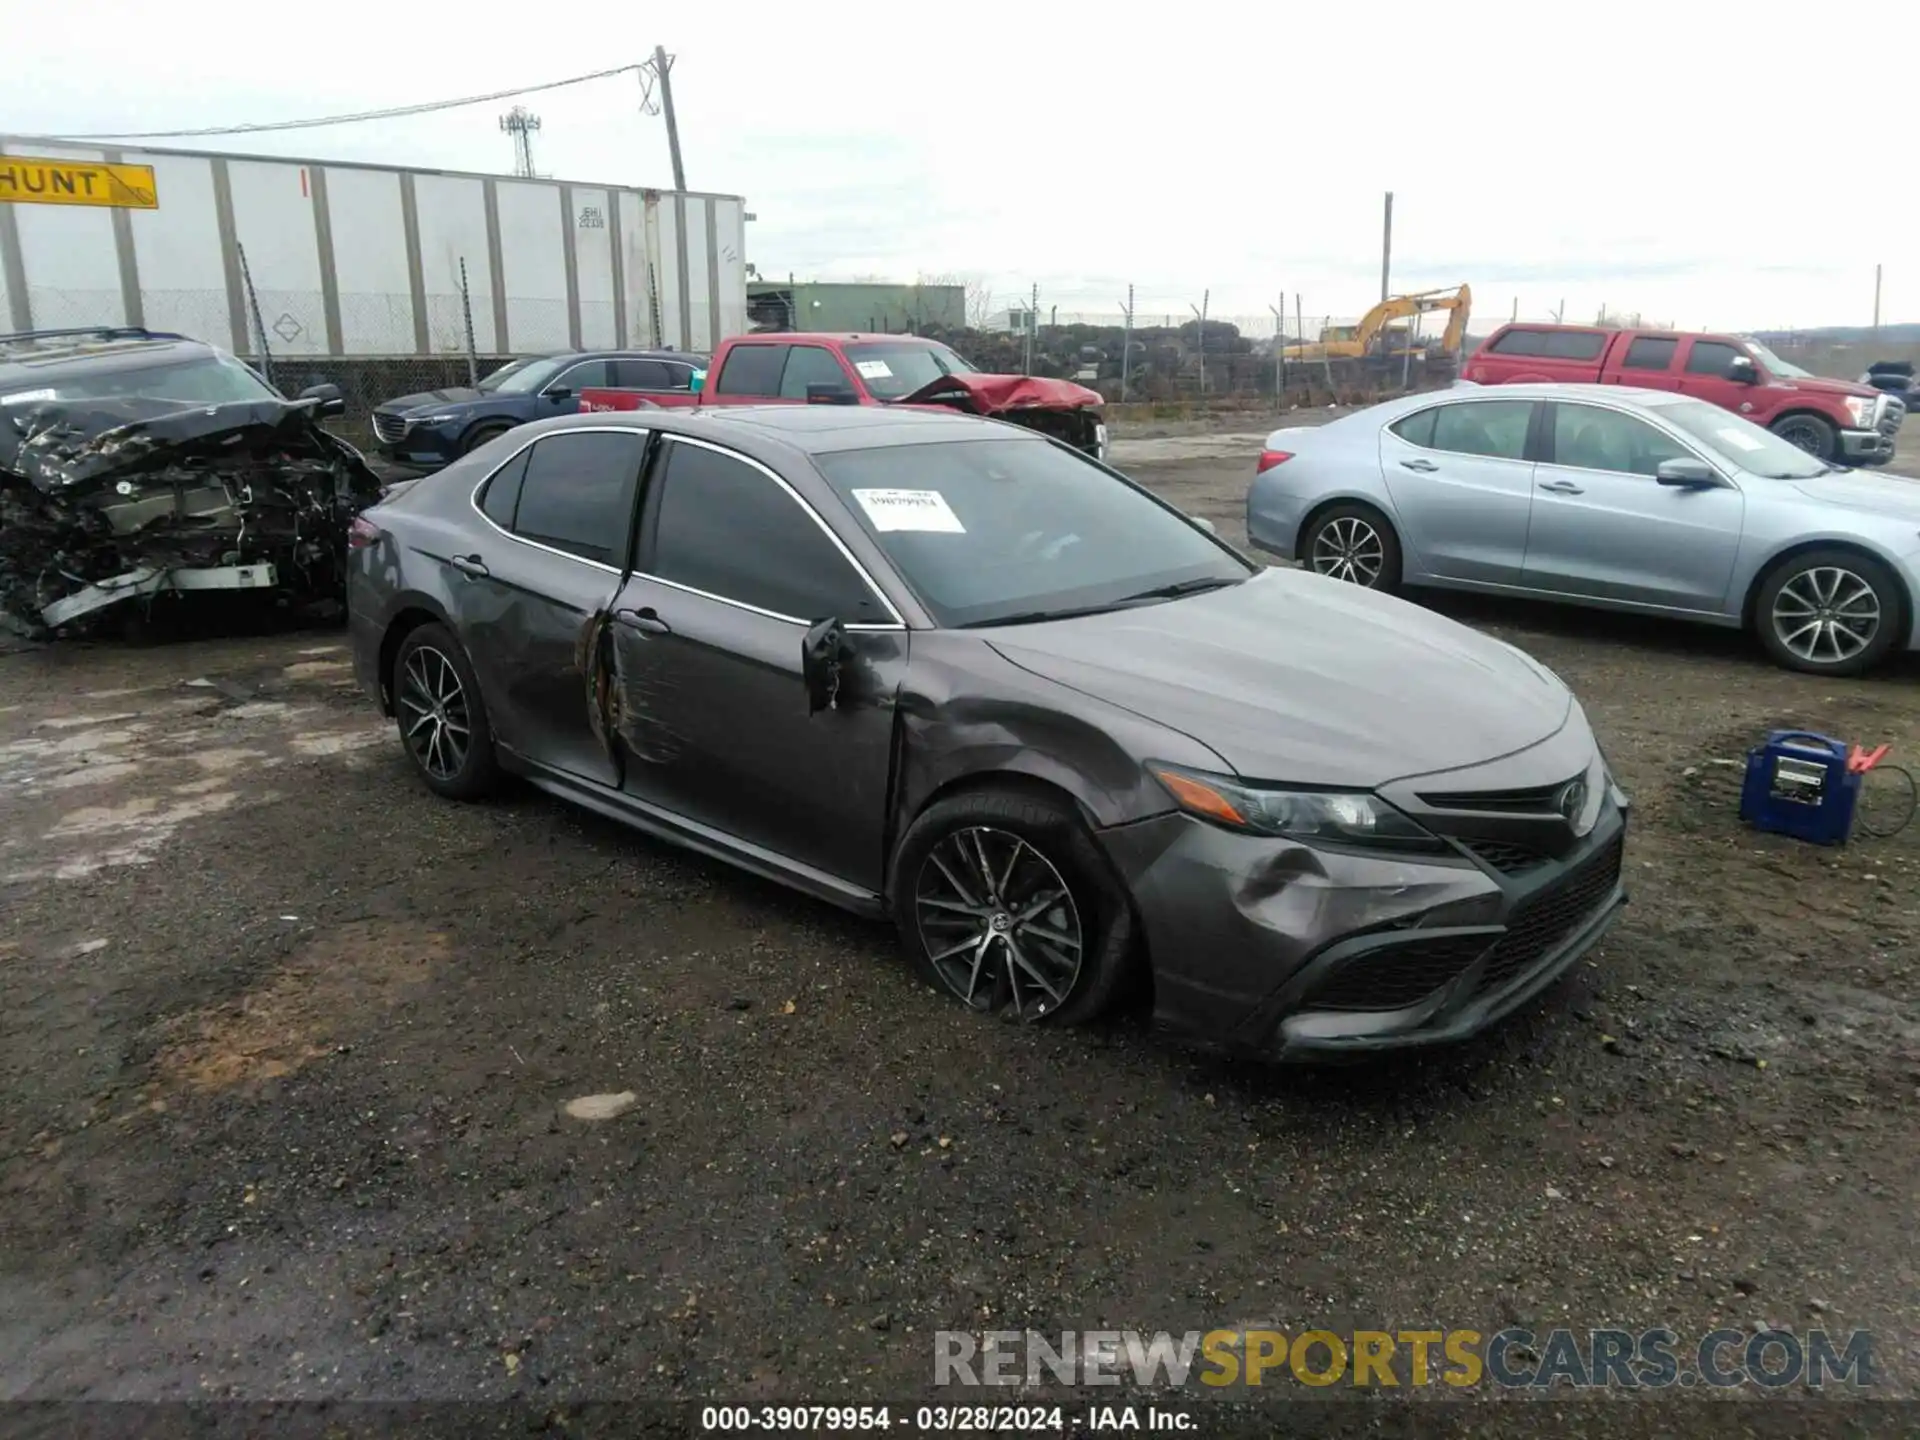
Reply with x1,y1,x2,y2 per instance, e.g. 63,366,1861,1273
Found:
1299,503,1403,592
391,622,500,799
889,788,1135,1027
1771,413,1837,461
1754,548,1903,676
459,420,513,456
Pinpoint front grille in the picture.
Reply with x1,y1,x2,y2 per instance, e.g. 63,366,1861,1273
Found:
1458,837,1548,875
371,412,409,444
1880,397,1905,437
1417,776,1578,813
1306,935,1489,1013
1476,833,1625,994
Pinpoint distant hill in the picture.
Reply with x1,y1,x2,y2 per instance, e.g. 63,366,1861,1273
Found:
1749,323,1920,344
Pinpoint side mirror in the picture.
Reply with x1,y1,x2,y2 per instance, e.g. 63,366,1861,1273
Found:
544,386,574,401
1656,457,1719,488
1725,355,1758,384
298,381,346,417
807,383,858,406
802,618,850,715
1191,515,1219,536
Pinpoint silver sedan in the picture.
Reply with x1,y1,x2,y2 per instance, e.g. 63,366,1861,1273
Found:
1246,383,1920,676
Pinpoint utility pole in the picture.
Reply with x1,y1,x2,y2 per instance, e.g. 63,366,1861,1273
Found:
1119,284,1134,402
500,106,541,178
1268,300,1287,402
653,46,687,191
1874,264,1883,331
1024,283,1037,376
1380,191,1393,302
1191,289,1210,399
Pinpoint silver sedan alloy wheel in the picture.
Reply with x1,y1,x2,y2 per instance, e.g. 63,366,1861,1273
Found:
913,826,1084,1021
1770,564,1881,666
1310,516,1385,586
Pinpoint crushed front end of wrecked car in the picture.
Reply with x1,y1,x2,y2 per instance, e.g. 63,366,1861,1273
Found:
0,395,385,639
895,373,1108,461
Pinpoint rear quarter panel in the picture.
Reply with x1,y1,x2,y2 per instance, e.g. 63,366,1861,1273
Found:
1245,416,1395,562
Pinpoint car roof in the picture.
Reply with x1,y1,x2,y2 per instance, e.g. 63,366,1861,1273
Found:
727,333,946,349
0,329,217,385
1406,382,1691,407
510,402,1035,459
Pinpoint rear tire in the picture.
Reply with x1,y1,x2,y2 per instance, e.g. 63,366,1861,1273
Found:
889,788,1135,1028
1299,503,1404,592
1753,548,1904,677
390,622,500,799
1771,413,1837,462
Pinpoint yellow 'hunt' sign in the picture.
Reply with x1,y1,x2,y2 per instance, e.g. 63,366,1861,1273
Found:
0,155,158,209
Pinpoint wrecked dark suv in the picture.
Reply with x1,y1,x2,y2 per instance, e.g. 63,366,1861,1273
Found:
0,326,384,638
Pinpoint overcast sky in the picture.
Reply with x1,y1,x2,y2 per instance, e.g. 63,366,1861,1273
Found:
6,1,1897,333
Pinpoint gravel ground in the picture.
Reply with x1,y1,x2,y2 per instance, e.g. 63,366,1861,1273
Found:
2,418,1918,1433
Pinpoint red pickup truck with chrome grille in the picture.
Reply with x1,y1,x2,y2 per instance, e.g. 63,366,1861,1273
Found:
1464,323,1903,466
581,332,1110,461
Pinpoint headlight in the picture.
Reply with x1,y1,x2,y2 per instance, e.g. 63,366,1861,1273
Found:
410,412,460,425
1845,397,1874,428
1148,762,1448,853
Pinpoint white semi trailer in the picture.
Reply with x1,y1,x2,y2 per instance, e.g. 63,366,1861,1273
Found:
0,136,748,359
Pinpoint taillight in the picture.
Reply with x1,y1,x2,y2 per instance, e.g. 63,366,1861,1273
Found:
347,516,382,550
1255,449,1294,474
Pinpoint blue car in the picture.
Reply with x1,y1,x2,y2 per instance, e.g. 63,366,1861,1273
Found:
370,349,706,467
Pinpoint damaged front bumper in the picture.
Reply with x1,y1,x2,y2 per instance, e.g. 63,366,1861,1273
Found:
0,395,384,638
1099,799,1627,1061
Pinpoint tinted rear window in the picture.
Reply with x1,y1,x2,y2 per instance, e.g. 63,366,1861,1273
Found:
715,344,787,397
1489,329,1547,356
1541,331,1607,360
1623,337,1679,372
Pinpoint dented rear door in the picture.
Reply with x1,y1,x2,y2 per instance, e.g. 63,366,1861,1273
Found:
457,429,647,787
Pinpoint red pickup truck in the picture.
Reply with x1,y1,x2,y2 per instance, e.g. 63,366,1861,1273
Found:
581,332,1110,461
1463,323,1903,466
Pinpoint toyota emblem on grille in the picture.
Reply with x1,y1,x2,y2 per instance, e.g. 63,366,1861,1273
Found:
1558,777,1591,834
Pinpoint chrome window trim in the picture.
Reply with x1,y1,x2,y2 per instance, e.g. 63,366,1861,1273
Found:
467,426,650,576
640,433,908,630
1533,396,1740,487
1385,395,1537,462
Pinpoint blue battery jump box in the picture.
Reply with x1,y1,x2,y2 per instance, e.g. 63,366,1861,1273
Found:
1738,731,1861,846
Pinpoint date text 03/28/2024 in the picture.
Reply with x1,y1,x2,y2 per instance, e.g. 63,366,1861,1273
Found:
699,1406,1189,1431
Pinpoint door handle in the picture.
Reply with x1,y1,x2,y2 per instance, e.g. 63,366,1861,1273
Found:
614,607,671,635
449,554,490,578
1537,480,1585,495
1400,458,1439,472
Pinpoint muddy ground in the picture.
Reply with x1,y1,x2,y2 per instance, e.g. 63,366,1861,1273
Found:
1,416,1918,1432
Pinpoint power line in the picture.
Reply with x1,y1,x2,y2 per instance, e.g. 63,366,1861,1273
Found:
52,62,648,141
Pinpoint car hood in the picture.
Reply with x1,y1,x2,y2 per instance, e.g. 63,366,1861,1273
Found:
895,373,1103,414
1778,373,1879,401
982,567,1572,789
380,388,489,414
1790,469,1920,521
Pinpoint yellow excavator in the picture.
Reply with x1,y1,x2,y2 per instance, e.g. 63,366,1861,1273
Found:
1282,284,1472,364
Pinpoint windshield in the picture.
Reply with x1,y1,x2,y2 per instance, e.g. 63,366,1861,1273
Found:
1647,397,1831,479
477,356,565,394
0,353,280,410
813,436,1249,628
1743,339,1813,380
843,342,977,401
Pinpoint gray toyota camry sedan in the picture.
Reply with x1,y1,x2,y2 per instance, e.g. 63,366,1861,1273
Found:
347,404,1629,1059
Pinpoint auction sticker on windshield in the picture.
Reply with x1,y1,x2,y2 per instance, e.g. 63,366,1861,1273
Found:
855,360,893,379
852,488,966,533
